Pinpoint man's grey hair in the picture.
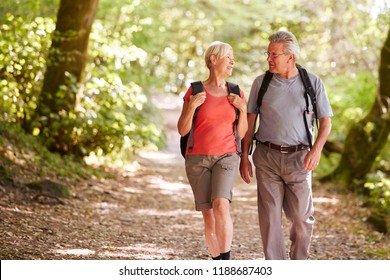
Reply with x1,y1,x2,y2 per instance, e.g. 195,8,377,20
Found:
269,31,300,61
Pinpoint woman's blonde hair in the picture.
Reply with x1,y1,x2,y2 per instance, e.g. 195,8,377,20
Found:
204,41,233,69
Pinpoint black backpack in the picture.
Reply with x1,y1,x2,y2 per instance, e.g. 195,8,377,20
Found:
180,81,241,158
249,64,318,154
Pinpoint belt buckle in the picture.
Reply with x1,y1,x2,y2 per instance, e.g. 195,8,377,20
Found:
280,145,289,154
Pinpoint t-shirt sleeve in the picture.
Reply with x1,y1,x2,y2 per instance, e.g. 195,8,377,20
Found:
183,86,193,102
311,74,333,118
247,75,263,114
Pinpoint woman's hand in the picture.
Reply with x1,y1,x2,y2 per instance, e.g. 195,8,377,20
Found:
178,92,206,136
189,92,206,109
227,93,247,114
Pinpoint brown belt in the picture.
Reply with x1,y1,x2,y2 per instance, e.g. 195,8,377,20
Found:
259,141,309,154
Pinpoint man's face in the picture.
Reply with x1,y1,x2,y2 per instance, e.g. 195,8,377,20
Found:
266,43,291,74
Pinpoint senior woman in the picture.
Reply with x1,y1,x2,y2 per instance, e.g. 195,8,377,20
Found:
177,41,247,260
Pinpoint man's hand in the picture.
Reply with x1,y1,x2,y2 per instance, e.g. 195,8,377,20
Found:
303,148,321,171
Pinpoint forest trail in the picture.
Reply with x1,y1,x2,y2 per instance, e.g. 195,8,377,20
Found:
0,94,389,260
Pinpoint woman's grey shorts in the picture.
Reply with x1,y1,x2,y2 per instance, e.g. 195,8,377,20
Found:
185,153,239,211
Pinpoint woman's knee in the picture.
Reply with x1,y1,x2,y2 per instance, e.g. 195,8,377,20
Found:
212,198,230,217
202,208,214,222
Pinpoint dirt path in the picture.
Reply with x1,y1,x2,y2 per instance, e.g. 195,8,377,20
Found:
0,94,389,260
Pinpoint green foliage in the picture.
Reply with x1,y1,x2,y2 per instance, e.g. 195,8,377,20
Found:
0,120,105,182
77,19,167,157
0,14,53,126
364,172,390,233
0,0,59,21
365,174,390,214
94,0,389,100
1,10,166,158
314,71,378,177
326,71,377,142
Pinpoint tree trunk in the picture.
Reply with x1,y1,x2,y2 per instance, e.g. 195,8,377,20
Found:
324,26,390,191
32,0,99,154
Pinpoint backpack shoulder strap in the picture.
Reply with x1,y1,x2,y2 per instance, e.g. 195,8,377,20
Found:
257,71,273,110
297,65,318,120
226,81,242,154
297,64,319,149
248,71,274,155
190,81,204,95
226,82,240,96
185,81,204,155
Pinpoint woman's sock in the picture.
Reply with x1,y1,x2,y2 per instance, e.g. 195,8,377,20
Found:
221,251,231,260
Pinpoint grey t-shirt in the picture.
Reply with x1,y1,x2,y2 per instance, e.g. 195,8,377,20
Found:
247,71,333,146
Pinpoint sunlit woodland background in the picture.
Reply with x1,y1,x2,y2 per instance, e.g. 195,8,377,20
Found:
0,0,389,236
